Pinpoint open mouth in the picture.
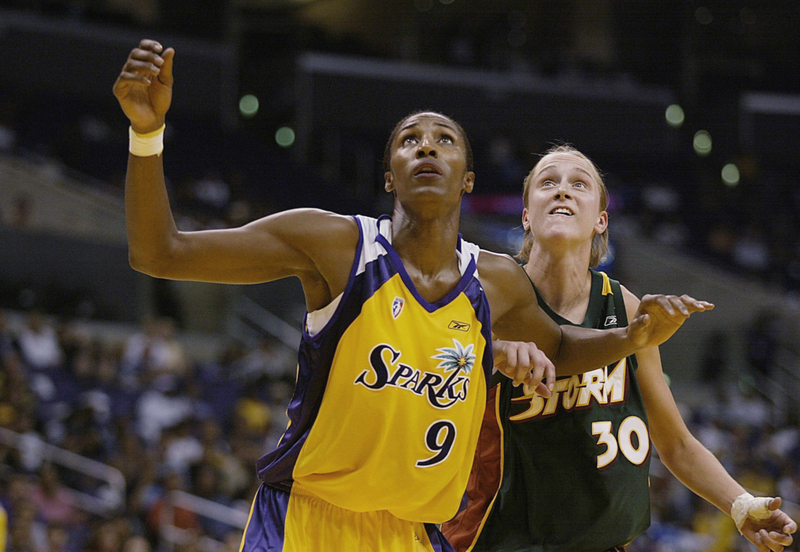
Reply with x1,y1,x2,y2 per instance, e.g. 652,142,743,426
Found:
413,163,443,177
550,207,574,216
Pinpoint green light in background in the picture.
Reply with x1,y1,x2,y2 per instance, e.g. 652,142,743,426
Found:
275,126,295,148
665,104,685,128
721,163,740,186
693,130,712,156
239,95,259,117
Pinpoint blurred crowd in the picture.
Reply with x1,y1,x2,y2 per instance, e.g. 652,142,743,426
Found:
0,309,296,552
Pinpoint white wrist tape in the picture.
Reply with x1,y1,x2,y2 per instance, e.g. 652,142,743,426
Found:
129,124,165,157
731,492,773,533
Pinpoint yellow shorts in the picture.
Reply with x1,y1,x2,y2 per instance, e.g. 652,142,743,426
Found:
239,483,454,552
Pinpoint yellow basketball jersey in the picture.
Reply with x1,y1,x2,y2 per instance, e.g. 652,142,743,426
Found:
256,215,492,523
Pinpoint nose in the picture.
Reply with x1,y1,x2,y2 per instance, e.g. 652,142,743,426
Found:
415,137,438,158
554,180,571,198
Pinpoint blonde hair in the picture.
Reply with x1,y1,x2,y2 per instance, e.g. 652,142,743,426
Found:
518,144,609,267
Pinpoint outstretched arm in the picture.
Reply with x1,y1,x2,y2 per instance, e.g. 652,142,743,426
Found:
626,286,796,552
481,251,713,377
113,40,358,310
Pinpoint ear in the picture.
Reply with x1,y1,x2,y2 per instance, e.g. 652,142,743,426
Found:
521,207,530,231
595,210,609,235
384,172,394,193
462,171,475,194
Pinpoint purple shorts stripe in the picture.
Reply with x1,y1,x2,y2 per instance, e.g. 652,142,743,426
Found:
240,485,289,552
426,524,457,552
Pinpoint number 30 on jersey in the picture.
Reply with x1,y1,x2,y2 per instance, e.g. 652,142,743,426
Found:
591,416,649,469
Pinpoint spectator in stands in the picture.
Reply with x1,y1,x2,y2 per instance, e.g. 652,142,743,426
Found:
198,419,251,500
161,419,203,477
135,374,192,446
144,469,201,540
231,337,294,384
30,464,82,527
121,318,187,384
16,311,63,371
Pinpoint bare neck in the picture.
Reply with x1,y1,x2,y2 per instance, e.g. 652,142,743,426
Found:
524,243,593,325
390,205,462,302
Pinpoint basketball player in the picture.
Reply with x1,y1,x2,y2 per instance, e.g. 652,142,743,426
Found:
443,145,797,552
113,42,713,551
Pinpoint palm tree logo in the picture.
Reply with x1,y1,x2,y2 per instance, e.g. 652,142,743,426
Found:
432,338,476,375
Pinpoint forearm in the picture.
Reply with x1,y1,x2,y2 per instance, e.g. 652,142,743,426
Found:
552,325,636,376
125,153,180,275
658,434,745,516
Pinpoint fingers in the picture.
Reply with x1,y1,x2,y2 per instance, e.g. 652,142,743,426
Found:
757,528,791,551
158,47,175,86
641,294,714,316
529,357,555,398
495,341,553,398
680,294,715,312
520,347,553,399
117,40,168,87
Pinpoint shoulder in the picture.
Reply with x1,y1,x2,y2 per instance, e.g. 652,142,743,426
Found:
477,250,527,282
476,250,533,321
619,284,641,320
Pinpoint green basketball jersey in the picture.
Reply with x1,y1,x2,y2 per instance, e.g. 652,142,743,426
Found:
443,270,650,552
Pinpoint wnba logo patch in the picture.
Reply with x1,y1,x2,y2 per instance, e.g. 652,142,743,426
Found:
392,297,405,319
604,315,617,327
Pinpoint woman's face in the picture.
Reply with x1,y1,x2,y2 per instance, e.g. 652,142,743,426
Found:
385,113,474,210
522,152,608,251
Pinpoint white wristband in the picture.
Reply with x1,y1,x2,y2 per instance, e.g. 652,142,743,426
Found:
129,124,165,157
731,492,773,533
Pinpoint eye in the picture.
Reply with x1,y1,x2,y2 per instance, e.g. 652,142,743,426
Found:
573,181,587,188
439,134,454,144
402,135,418,146
541,179,556,187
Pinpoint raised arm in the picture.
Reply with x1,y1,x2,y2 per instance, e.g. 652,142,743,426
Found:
625,287,796,552
113,40,358,311
480,252,713,377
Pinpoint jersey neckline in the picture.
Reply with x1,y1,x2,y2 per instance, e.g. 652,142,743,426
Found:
375,215,477,313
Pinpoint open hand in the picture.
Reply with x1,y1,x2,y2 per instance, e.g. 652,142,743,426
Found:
112,39,174,134
740,498,797,552
627,294,714,350
493,340,554,397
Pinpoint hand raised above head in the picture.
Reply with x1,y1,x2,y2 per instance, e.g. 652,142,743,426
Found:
627,294,714,350
113,39,175,134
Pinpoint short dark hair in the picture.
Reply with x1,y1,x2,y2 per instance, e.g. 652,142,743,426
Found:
382,110,474,173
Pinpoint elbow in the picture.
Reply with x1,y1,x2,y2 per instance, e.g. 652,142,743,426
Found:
128,248,172,278
653,433,693,470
